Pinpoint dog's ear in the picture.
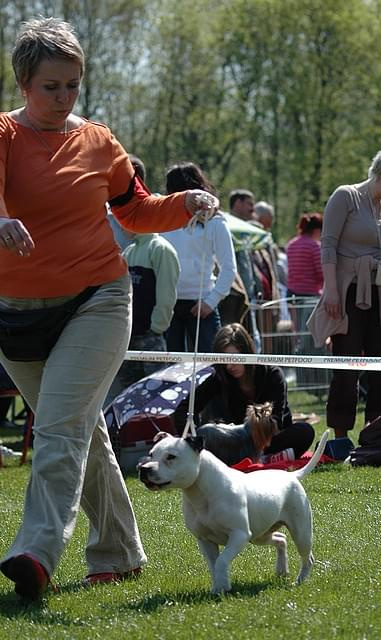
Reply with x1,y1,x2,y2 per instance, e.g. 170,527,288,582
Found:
153,431,170,443
185,435,204,453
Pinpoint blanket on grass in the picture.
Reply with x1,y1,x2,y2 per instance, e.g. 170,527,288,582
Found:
231,451,337,473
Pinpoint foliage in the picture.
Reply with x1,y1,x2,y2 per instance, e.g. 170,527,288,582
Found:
1,0,381,241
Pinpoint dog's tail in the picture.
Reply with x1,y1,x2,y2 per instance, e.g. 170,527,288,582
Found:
293,429,330,481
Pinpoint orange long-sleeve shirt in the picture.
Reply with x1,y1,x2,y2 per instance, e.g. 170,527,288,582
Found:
0,114,190,297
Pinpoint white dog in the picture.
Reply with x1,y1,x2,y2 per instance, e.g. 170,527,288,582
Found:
138,429,329,594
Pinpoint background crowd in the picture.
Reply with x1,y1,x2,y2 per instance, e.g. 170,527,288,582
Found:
104,150,381,467
4,144,378,463
103,157,323,465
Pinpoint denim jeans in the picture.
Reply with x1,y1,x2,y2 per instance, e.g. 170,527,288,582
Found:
166,299,221,353
0,274,147,576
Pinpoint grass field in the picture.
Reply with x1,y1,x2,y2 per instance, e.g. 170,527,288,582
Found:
0,392,380,640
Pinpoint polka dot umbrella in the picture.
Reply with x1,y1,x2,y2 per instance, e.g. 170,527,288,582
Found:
104,361,214,443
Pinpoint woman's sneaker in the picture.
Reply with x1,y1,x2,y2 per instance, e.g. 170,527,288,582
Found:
262,448,295,464
0,553,50,599
82,567,142,587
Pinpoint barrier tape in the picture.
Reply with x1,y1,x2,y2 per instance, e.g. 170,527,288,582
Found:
124,350,381,371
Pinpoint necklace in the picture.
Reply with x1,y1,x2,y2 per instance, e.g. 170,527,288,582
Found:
24,112,68,158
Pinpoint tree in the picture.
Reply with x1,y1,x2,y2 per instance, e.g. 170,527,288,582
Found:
1,0,381,242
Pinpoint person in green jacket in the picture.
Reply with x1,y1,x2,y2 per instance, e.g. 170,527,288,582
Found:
105,231,180,404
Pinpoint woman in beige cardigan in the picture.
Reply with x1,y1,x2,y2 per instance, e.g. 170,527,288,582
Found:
308,152,381,438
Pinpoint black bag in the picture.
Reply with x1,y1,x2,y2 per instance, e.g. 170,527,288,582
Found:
349,416,381,467
323,437,354,461
0,286,99,362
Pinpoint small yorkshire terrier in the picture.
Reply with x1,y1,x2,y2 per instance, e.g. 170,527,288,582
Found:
197,402,278,467
246,402,279,457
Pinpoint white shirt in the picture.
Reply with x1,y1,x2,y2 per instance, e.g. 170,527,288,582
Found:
163,213,237,309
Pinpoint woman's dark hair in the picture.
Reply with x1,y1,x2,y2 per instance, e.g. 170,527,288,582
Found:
212,323,255,384
166,162,217,195
297,212,323,235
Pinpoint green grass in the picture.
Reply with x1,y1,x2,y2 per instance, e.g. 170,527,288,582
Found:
0,394,379,639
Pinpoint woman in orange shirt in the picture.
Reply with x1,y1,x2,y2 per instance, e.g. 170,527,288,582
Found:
0,17,217,599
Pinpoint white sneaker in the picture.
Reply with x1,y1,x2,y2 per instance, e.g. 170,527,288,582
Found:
263,448,295,464
0,445,22,458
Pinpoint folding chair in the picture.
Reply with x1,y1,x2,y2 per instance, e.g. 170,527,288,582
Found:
0,389,34,467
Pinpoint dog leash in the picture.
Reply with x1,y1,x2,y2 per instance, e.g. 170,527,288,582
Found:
181,194,218,439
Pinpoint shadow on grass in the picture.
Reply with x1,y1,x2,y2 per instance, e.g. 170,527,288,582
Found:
0,588,88,628
0,579,84,618
0,576,286,622
108,578,276,613
0,590,60,621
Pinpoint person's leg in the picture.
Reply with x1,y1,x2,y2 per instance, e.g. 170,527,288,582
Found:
81,412,146,575
0,363,17,390
249,302,262,354
326,285,363,437
141,333,167,378
363,286,381,424
166,301,187,352
197,308,222,353
326,368,359,437
0,397,12,423
184,303,221,353
0,365,18,426
264,422,315,458
0,274,146,578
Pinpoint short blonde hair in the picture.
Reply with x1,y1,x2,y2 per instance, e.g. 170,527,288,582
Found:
12,17,85,88
368,151,381,179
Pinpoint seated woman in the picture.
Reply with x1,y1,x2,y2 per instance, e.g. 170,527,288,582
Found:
175,323,315,463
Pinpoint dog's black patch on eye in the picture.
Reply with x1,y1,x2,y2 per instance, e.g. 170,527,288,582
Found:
185,435,204,453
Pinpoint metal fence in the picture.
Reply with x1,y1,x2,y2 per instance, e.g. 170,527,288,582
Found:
253,295,331,397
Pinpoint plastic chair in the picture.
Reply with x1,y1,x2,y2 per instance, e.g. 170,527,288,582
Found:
0,389,34,467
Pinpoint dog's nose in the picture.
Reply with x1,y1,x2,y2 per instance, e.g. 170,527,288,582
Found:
137,455,151,470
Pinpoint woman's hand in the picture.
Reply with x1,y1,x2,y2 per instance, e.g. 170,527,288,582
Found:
184,190,219,221
190,301,213,319
0,217,35,257
322,263,341,319
324,288,341,319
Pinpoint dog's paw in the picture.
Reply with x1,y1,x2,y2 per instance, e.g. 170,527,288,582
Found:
296,554,314,584
211,581,231,595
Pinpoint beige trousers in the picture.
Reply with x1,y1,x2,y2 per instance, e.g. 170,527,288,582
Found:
0,274,147,576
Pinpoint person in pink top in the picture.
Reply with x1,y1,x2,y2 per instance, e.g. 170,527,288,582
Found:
0,17,218,599
286,213,323,297
286,213,324,374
